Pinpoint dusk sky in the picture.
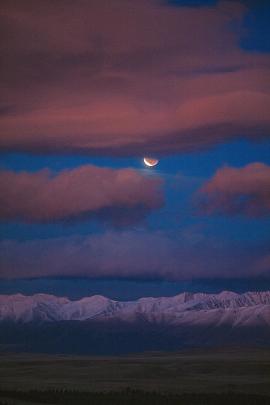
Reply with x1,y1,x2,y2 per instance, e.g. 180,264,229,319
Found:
0,0,270,299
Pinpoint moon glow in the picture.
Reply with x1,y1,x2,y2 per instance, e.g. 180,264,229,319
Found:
143,157,159,167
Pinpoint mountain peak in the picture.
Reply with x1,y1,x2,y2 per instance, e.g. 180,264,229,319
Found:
0,290,269,326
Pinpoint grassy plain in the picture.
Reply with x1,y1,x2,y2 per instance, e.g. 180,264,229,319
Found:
0,348,269,404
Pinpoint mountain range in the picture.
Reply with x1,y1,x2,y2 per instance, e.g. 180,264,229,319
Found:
0,291,269,354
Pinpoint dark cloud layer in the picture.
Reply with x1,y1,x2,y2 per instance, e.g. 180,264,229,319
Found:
198,163,270,217
0,230,269,280
0,0,270,156
0,166,163,224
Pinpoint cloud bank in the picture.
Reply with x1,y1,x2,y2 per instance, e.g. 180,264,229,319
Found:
0,166,163,224
0,230,269,280
198,163,270,216
0,0,270,156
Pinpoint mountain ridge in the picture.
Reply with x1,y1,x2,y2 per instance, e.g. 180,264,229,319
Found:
0,291,270,354
1,291,270,326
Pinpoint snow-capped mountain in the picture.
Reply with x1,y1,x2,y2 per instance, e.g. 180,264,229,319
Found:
0,291,270,327
1,291,269,354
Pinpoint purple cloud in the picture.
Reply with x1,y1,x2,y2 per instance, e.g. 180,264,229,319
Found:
197,163,270,217
0,230,268,280
0,1,269,156
0,165,163,224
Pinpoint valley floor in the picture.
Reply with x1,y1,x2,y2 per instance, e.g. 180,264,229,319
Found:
0,348,269,404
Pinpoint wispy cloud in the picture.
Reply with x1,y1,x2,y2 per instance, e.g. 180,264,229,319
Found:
0,1,269,156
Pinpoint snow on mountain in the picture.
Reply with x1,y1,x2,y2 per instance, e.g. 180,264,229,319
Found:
58,295,128,321
0,293,69,322
0,291,270,327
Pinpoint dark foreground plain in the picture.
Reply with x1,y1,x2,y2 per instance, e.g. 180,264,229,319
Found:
0,348,269,404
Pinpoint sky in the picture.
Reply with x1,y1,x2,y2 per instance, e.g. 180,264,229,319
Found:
0,0,270,299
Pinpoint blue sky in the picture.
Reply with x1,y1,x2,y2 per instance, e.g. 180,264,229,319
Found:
0,0,270,298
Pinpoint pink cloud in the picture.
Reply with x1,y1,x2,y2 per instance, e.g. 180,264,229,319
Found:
0,1,269,155
0,166,163,223
198,163,270,216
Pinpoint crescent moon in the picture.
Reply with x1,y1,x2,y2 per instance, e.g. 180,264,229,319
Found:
143,157,159,167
